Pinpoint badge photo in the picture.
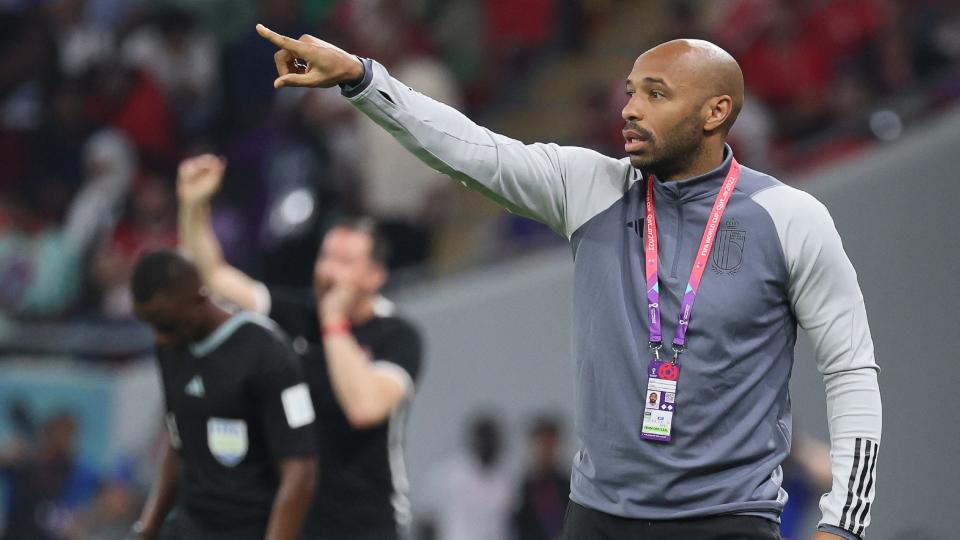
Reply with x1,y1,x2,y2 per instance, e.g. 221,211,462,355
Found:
207,418,248,467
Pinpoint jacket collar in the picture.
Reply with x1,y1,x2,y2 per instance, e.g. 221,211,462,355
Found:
647,144,734,203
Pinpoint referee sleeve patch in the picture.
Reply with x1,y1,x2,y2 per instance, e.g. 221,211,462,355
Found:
281,383,316,429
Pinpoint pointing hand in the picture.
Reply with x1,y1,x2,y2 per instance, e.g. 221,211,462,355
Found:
255,24,364,89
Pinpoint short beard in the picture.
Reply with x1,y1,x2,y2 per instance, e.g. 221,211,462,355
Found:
629,115,704,181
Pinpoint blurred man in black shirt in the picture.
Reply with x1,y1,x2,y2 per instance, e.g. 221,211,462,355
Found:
176,155,423,540
514,416,570,540
129,251,317,540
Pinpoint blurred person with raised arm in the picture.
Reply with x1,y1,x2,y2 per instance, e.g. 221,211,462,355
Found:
177,156,422,540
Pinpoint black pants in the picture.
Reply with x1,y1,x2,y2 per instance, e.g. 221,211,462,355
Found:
562,502,782,540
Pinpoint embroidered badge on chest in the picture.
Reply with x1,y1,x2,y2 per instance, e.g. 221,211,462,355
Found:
712,219,746,275
207,418,248,467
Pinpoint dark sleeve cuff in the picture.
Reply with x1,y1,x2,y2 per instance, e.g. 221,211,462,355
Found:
339,57,374,98
818,524,862,540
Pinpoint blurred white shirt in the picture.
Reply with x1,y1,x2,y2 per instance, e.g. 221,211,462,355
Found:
428,455,516,540
358,56,461,223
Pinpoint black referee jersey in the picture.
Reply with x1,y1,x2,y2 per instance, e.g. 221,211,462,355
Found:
266,287,422,540
158,312,316,533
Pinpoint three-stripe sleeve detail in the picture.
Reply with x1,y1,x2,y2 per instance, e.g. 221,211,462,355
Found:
839,438,879,533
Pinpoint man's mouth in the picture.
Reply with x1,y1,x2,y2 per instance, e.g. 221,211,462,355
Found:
623,129,651,153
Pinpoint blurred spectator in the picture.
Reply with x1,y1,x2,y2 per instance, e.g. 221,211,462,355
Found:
30,78,95,196
486,0,555,66
223,0,307,130
728,91,775,172
90,170,177,319
0,12,58,133
0,130,133,318
779,434,834,540
0,0,956,321
426,414,515,540
480,0,556,101
85,61,176,170
801,0,886,63
331,0,464,270
737,2,832,139
513,415,569,540
0,411,101,540
356,55,462,270
46,0,114,77
423,0,486,90
78,480,139,540
121,7,220,137
929,1,960,63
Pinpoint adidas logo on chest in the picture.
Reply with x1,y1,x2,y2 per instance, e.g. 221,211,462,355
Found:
185,375,205,398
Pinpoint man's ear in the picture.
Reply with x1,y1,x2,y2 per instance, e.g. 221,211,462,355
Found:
703,95,733,134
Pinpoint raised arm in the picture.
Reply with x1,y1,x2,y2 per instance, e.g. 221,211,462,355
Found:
255,25,633,238
176,155,269,313
754,186,882,540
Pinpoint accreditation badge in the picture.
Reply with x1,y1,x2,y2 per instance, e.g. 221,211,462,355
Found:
207,418,248,467
641,360,680,442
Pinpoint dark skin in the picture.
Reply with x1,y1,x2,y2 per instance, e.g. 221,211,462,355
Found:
253,27,842,540
133,272,229,348
132,272,317,540
621,39,744,181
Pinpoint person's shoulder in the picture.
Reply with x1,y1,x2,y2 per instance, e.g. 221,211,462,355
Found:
735,164,788,197
739,167,828,220
155,344,186,366
233,311,292,349
373,313,421,339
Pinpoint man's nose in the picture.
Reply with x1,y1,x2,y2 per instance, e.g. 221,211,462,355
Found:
622,96,643,123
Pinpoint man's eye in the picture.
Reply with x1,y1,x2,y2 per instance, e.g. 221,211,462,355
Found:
650,90,665,99
625,90,635,97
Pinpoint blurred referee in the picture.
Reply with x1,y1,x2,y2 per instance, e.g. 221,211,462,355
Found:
129,251,317,540
176,156,423,540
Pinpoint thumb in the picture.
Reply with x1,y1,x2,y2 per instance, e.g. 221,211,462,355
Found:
274,73,317,88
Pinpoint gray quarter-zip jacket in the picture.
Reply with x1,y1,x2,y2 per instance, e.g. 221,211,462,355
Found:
342,59,882,539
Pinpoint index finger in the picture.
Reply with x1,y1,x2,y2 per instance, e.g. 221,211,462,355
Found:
256,24,310,57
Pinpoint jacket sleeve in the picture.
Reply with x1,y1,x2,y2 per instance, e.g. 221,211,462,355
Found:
342,59,634,238
753,185,882,540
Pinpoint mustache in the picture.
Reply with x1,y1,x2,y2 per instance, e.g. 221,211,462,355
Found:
624,123,654,140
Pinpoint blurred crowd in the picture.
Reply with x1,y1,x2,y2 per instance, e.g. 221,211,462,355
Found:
1,0,959,324
574,0,960,172
1,2,958,539
0,404,142,540
8,407,831,540
0,402,575,540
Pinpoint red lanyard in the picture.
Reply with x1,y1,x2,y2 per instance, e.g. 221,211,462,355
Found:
644,159,741,360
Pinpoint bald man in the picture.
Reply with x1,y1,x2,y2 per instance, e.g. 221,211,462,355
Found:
256,27,881,540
